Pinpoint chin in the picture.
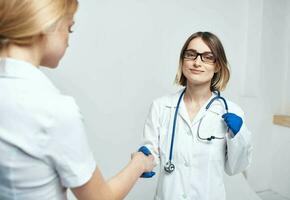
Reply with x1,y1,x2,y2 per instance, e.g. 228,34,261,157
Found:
47,65,59,69
187,78,211,86
40,60,60,68
40,52,64,68
42,63,59,69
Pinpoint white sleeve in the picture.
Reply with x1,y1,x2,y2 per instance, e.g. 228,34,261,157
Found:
44,96,96,188
141,101,161,165
224,107,253,175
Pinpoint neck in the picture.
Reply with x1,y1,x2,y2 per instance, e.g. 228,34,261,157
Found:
184,83,212,104
0,43,42,67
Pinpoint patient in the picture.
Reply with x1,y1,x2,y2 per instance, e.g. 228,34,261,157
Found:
0,0,155,199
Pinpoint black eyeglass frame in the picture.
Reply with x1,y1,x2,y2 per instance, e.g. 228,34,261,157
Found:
183,50,216,64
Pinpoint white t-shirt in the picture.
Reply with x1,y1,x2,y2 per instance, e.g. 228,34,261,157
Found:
0,58,96,200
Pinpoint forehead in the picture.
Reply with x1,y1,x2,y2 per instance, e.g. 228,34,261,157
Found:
187,37,211,52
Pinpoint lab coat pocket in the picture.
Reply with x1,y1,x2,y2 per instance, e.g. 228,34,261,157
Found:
197,111,225,138
208,113,227,161
209,111,226,135
210,139,226,161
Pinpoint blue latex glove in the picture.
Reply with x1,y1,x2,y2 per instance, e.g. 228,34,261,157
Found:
138,146,155,178
222,113,243,135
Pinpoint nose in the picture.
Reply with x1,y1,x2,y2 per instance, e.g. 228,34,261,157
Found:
193,55,202,67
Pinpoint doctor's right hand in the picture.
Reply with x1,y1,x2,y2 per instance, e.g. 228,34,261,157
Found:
131,151,155,175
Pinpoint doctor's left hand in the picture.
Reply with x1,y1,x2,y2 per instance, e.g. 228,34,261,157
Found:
222,113,243,136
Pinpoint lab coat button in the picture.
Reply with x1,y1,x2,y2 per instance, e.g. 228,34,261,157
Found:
182,194,187,199
184,162,189,167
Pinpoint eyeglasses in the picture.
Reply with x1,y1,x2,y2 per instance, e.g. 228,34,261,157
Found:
183,50,216,64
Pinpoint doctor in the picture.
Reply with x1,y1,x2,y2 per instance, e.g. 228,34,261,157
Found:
0,0,155,200
141,31,253,200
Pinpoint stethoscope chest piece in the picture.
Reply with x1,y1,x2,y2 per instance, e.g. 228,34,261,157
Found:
164,161,175,173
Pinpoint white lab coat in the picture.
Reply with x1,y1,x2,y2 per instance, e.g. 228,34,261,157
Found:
142,89,253,200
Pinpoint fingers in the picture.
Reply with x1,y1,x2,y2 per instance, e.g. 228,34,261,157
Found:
131,152,144,160
222,113,232,120
148,155,154,161
222,112,243,135
146,155,156,171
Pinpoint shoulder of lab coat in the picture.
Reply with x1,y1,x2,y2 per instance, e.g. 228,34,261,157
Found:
0,58,96,188
223,100,253,175
153,89,185,108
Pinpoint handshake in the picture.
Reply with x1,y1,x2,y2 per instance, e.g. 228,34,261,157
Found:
138,146,156,178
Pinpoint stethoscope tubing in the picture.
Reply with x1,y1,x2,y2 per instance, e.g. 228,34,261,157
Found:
165,88,228,173
168,89,185,162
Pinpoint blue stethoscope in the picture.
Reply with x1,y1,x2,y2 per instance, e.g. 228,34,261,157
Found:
164,88,229,174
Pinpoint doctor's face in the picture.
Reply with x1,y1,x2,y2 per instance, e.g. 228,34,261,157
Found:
182,37,217,87
40,16,75,68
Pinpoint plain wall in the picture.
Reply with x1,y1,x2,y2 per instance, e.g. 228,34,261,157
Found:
244,0,290,194
41,0,290,199
269,125,290,198
283,0,290,113
267,0,290,198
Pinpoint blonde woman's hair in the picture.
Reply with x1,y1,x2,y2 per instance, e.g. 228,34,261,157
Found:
0,0,78,48
175,31,230,91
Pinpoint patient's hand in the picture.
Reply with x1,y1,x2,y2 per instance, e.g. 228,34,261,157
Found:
131,151,155,173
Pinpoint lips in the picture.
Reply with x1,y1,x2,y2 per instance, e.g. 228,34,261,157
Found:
189,69,204,74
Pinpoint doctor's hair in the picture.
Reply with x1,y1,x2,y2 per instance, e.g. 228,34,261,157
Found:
175,31,230,91
0,0,78,49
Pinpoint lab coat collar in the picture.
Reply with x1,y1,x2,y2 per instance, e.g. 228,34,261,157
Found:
1,57,44,79
166,88,226,126
165,89,185,108
166,88,218,108
0,57,58,91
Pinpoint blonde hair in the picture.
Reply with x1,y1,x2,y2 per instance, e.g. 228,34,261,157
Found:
0,0,78,47
175,31,230,91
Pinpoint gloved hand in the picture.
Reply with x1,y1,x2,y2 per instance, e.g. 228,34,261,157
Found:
138,146,156,178
222,113,243,135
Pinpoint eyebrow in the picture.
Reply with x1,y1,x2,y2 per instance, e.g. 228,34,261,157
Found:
185,49,212,54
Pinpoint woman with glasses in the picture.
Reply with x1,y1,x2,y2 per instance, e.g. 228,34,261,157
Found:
0,0,155,199
141,32,253,200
